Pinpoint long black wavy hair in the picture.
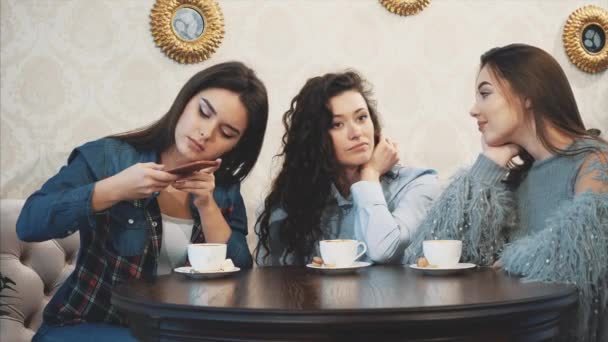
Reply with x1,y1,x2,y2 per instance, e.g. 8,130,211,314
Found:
254,71,381,265
110,61,269,185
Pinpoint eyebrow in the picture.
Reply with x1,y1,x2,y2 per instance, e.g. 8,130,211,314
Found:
200,97,218,115
477,81,492,90
333,108,367,117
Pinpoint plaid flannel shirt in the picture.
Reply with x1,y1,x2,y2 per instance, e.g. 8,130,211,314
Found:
16,138,252,326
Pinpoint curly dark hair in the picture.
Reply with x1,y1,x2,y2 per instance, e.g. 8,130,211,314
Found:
254,71,381,265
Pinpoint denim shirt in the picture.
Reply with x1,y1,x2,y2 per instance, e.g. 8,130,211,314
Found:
16,138,252,325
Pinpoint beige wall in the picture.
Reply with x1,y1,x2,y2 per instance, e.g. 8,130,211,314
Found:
2,0,607,241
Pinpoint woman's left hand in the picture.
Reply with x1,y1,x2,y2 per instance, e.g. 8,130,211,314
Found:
172,159,222,208
361,135,400,181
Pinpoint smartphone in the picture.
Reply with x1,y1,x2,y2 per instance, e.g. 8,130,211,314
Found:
165,160,219,175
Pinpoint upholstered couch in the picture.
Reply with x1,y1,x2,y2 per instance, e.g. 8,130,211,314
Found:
0,199,79,342
0,198,260,341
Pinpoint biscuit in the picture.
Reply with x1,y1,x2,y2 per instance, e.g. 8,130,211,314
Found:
416,257,429,268
312,256,323,266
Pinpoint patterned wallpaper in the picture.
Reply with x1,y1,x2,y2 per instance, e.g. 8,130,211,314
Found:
2,0,607,242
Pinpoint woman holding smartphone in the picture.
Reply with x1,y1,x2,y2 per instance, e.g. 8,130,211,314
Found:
17,61,269,341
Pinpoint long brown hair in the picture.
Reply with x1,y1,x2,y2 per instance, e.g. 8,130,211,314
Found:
110,61,269,185
480,44,604,185
254,71,381,265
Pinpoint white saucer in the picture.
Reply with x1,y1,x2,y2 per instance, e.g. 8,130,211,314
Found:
174,266,240,279
306,261,372,275
409,263,477,276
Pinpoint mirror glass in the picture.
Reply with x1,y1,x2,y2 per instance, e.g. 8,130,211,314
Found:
172,7,205,41
582,24,605,54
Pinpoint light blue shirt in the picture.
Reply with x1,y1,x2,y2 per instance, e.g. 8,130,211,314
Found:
257,166,440,265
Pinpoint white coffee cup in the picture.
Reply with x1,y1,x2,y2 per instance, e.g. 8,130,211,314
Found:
187,243,227,271
319,239,367,267
422,240,462,267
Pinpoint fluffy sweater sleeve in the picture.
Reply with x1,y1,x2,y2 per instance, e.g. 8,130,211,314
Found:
402,154,518,265
403,150,608,342
500,191,607,341
500,149,608,342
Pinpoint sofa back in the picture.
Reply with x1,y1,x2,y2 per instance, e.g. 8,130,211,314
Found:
0,199,79,341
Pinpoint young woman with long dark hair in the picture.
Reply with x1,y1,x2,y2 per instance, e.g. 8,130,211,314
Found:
403,44,607,341
17,61,269,341
255,71,439,266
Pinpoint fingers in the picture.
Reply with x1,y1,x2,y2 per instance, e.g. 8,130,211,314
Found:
133,183,170,198
381,137,399,156
200,158,222,174
510,144,523,156
377,134,387,147
385,138,400,169
143,167,178,192
172,180,214,192
379,136,396,149
384,137,395,149
148,169,180,182
174,170,214,187
142,162,165,171
177,170,215,182
492,260,503,269
137,163,179,182
390,140,400,158
144,179,173,193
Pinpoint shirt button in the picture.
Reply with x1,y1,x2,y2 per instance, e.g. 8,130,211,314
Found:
128,219,134,224
152,221,158,227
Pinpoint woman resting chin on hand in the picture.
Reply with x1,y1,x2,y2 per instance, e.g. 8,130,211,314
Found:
403,44,608,342
255,71,440,267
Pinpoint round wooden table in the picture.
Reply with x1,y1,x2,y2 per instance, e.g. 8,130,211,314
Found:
111,266,577,341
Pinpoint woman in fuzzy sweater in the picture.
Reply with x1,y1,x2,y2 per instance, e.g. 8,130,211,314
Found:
403,44,607,341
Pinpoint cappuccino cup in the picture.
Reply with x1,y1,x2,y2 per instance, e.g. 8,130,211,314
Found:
319,239,367,267
187,243,226,271
422,240,462,267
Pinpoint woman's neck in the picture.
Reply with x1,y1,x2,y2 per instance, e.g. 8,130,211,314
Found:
516,123,574,161
336,166,361,198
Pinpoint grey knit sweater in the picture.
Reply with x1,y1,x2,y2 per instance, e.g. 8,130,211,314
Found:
403,138,608,342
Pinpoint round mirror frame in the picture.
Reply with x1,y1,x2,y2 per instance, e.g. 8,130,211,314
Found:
150,0,224,64
379,0,431,17
563,5,608,74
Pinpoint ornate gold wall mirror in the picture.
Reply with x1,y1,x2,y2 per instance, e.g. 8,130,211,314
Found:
379,0,431,16
563,5,608,73
150,0,225,64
